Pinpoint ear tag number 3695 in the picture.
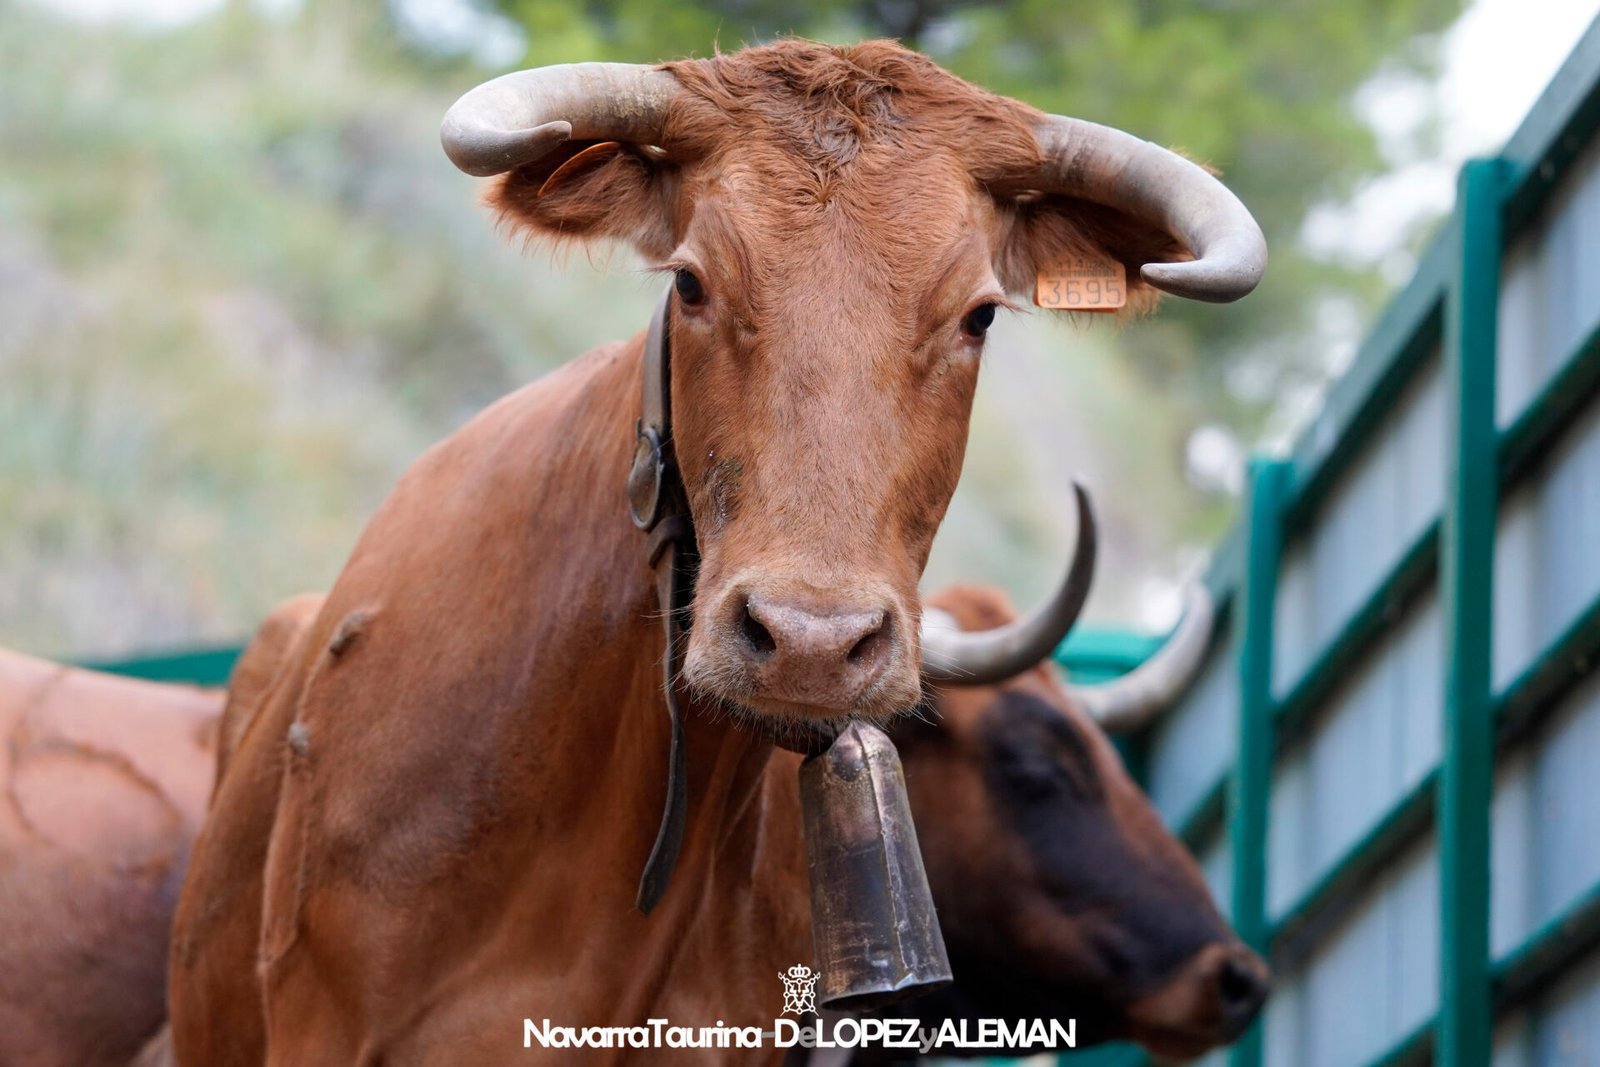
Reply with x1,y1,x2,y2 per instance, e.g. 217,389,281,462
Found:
1034,259,1127,312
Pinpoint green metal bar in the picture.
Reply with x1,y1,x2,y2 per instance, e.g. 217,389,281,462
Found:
1261,172,1600,1008
1364,1017,1434,1067
1269,588,1600,971
1177,774,1229,852
1229,458,1288,1067
79,646,242,686
1437,157,1510,1067
1054,628,1165,684
1273,519,1440,751
1356,868,1600,1067
1498,318,1600,486
1494,590,1600,744
1054,1043,1149,1067
1500,12,1600,231
1271,769,1438,963
1361,871,1600,1067
1493,877,1600,1015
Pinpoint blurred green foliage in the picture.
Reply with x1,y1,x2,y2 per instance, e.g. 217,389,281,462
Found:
0,0,660,656
1,0,1462,655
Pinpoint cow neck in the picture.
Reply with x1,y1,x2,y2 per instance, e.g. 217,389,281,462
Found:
626,289,837,914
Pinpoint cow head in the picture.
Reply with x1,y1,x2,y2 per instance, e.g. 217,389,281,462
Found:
443,41,1264,725
893,585,1268,1058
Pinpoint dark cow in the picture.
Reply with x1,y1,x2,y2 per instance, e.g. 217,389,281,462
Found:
168,38,1265,1065
883,585,1266,1060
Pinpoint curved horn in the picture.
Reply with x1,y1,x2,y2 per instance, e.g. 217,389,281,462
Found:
1073,583,1216,732
920,482,1096,686
441,63,680,177
1031,116,1267,303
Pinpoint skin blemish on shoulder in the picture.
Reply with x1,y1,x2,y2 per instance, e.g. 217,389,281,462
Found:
286,722,310,758
328,609,373,658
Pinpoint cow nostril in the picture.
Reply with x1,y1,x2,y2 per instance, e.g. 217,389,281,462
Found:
740,602,776,657
1217,954,1266,1017
847,619,891,668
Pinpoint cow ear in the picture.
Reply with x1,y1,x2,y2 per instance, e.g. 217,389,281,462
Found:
488,140,676,260
996,195,1191,317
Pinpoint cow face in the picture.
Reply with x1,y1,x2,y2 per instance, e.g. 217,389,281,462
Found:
463,40,1262,724
893,587,1269,1057
652,146,1000,725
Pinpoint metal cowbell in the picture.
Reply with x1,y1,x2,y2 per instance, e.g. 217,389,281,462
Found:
798,721,953,1011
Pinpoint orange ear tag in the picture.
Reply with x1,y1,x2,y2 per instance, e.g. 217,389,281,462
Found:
537,141,624,196
1034,257,1127,312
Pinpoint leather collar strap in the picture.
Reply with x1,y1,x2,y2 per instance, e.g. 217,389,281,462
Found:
628,289,838,914
629,291,695,914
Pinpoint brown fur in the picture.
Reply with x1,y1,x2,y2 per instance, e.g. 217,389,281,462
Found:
213,592,323,788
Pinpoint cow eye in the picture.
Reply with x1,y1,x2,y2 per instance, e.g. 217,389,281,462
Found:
961,302,998,339
984,695,1105,806
675,269,706,307
995,745,1074,802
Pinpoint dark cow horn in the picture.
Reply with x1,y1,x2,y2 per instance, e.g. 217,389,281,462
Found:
1072,582,1215,732
1031,116,1267,303
920,482,1096,686
441,63,680,177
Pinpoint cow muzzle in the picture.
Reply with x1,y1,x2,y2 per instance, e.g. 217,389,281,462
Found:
1126,940,1271,1055
686,583,917,718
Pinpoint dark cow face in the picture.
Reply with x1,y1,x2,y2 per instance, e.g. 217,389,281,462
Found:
892,587,1268,1058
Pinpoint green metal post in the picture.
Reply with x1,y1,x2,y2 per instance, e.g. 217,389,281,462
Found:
1437,157,1509,1067
1230,458,1288,1067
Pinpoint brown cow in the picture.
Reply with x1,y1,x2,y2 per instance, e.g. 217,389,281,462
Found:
169,38,1265,1065
200,584,1258,1062
0,649,219,1067
222,588,1262,1061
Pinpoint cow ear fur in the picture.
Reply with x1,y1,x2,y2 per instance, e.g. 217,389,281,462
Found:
994,194,1191,318
488,141,677,260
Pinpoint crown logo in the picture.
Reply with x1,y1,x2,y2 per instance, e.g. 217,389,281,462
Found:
779,963,819,1016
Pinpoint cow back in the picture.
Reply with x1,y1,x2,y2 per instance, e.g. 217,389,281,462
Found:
0,648,220,1067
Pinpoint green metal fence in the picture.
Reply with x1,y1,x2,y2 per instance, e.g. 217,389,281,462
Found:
1078,16,1600,1067
84,630,1158,690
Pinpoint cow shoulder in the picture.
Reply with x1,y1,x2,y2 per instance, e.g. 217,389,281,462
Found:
215,592,325,790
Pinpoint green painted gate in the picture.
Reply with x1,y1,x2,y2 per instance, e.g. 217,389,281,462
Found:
1085,15,1600,1067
